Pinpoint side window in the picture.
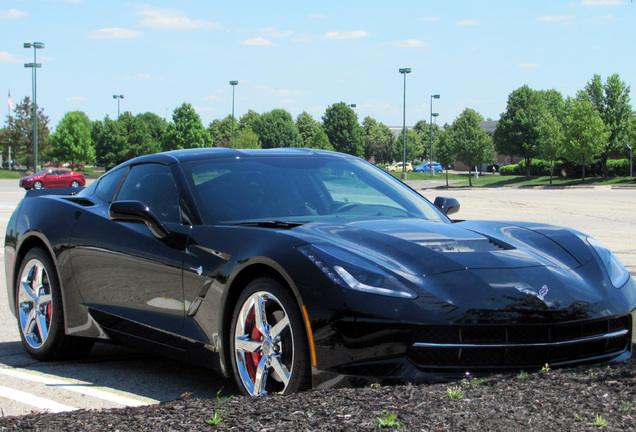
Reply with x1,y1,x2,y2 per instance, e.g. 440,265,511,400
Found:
95,167,127,203
115,164,181,224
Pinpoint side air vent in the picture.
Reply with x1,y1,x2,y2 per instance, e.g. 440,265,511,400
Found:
65,197,95,207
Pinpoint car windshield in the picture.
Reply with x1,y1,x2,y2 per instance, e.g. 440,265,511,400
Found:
34,170,49,176
181,155,448,225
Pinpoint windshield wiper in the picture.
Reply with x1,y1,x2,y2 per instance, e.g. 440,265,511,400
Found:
233,220,304,229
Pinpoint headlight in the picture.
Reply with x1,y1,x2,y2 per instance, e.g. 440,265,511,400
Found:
587,237,630,288
297,244,417,299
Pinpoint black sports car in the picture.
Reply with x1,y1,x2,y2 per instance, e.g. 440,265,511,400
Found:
4,148,635,396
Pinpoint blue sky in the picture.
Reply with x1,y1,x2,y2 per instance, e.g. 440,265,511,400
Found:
1,0,634,132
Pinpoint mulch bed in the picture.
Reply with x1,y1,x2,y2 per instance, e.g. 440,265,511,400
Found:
1,358,635,431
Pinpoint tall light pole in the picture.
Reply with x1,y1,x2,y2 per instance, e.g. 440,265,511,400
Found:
113,95,124,118
399,68,411,180
24,41,44,172
230,80,238,137
430,94,440,176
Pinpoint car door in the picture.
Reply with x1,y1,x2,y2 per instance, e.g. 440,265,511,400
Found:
69,163,189,342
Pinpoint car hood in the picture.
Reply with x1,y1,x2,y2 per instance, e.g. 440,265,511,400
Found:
294,218,593,276
293,218,610,314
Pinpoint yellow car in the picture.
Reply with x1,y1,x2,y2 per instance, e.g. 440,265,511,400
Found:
385,162,413,172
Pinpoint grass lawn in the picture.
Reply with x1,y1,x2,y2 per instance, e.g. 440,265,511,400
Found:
388,170,636,187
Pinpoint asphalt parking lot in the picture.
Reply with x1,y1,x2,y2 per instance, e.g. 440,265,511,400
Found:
0,178,634,416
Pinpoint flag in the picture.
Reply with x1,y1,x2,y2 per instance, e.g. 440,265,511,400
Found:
8,89,14,110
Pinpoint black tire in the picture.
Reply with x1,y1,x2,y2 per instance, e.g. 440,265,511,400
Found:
70,180,80,187
33,181,43,190
229,277,311,396
16,248,94,361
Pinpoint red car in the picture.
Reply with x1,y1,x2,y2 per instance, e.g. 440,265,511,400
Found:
19,169,86,190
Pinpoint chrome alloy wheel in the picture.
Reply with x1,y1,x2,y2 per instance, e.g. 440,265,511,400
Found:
18,258,53,350
233,291,294,396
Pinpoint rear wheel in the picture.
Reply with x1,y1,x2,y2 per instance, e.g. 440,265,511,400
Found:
70,180,80,187
16,248,93,360
230,278,311,396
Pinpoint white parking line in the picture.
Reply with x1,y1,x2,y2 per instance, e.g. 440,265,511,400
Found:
0,367,152,408
0,385,77,413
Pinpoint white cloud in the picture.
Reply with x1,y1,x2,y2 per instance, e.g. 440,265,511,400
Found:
310,13,326,19
0,51,21,63
519,62,539,68
394,39,427,49
240,37,274,46
581,0,625,5
137,6,220,30
324,30,369,40
456,19,478,26
90,28,142,40
0,8,27,19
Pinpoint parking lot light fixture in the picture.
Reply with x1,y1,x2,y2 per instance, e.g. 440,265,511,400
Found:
430,94,440,177
399,68,411,180
24,42,45,172
113,95,124,118
230,80,238,137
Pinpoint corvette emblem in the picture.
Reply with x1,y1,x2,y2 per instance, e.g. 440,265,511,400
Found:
515,285,549,301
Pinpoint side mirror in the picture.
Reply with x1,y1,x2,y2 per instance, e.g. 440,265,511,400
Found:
109,200,169,239
434,196,460,216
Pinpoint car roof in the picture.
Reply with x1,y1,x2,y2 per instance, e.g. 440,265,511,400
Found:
119,148,354,167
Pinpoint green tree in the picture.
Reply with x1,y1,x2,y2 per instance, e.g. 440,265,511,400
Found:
231,127,260,149
322,102,363,156
413,119,440,161
48,111,95,167
447,108,494,186
363,116,393,163
137,112,167,150
434,128,455,187
118,112,160,160
239,110,260,131
393,129,424,164
5,96,50,170
163,103,211,151
561,97,608,182
208,115,234,148
296,111,319,147
251,109,302,148
94,116,126,169
493,85,548,178
536,112,564,184
583,74,632,178
307,126,333,151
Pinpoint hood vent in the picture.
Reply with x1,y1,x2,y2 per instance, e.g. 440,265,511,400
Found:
416,237,510,253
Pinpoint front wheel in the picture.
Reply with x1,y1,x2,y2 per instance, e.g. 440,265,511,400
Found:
230,278,311,396
33,181,43,190
16,248,94,360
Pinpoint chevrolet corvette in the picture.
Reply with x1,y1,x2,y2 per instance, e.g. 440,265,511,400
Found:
4,148,635,396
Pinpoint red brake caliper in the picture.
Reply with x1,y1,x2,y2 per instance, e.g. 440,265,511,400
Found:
246,307,263,382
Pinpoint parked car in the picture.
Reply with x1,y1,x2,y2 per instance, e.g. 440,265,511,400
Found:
414,162,443,173
385,162,413,172
5,148,634,397
19,169,86,190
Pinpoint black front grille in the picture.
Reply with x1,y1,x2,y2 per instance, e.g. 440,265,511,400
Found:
407,315,631,371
